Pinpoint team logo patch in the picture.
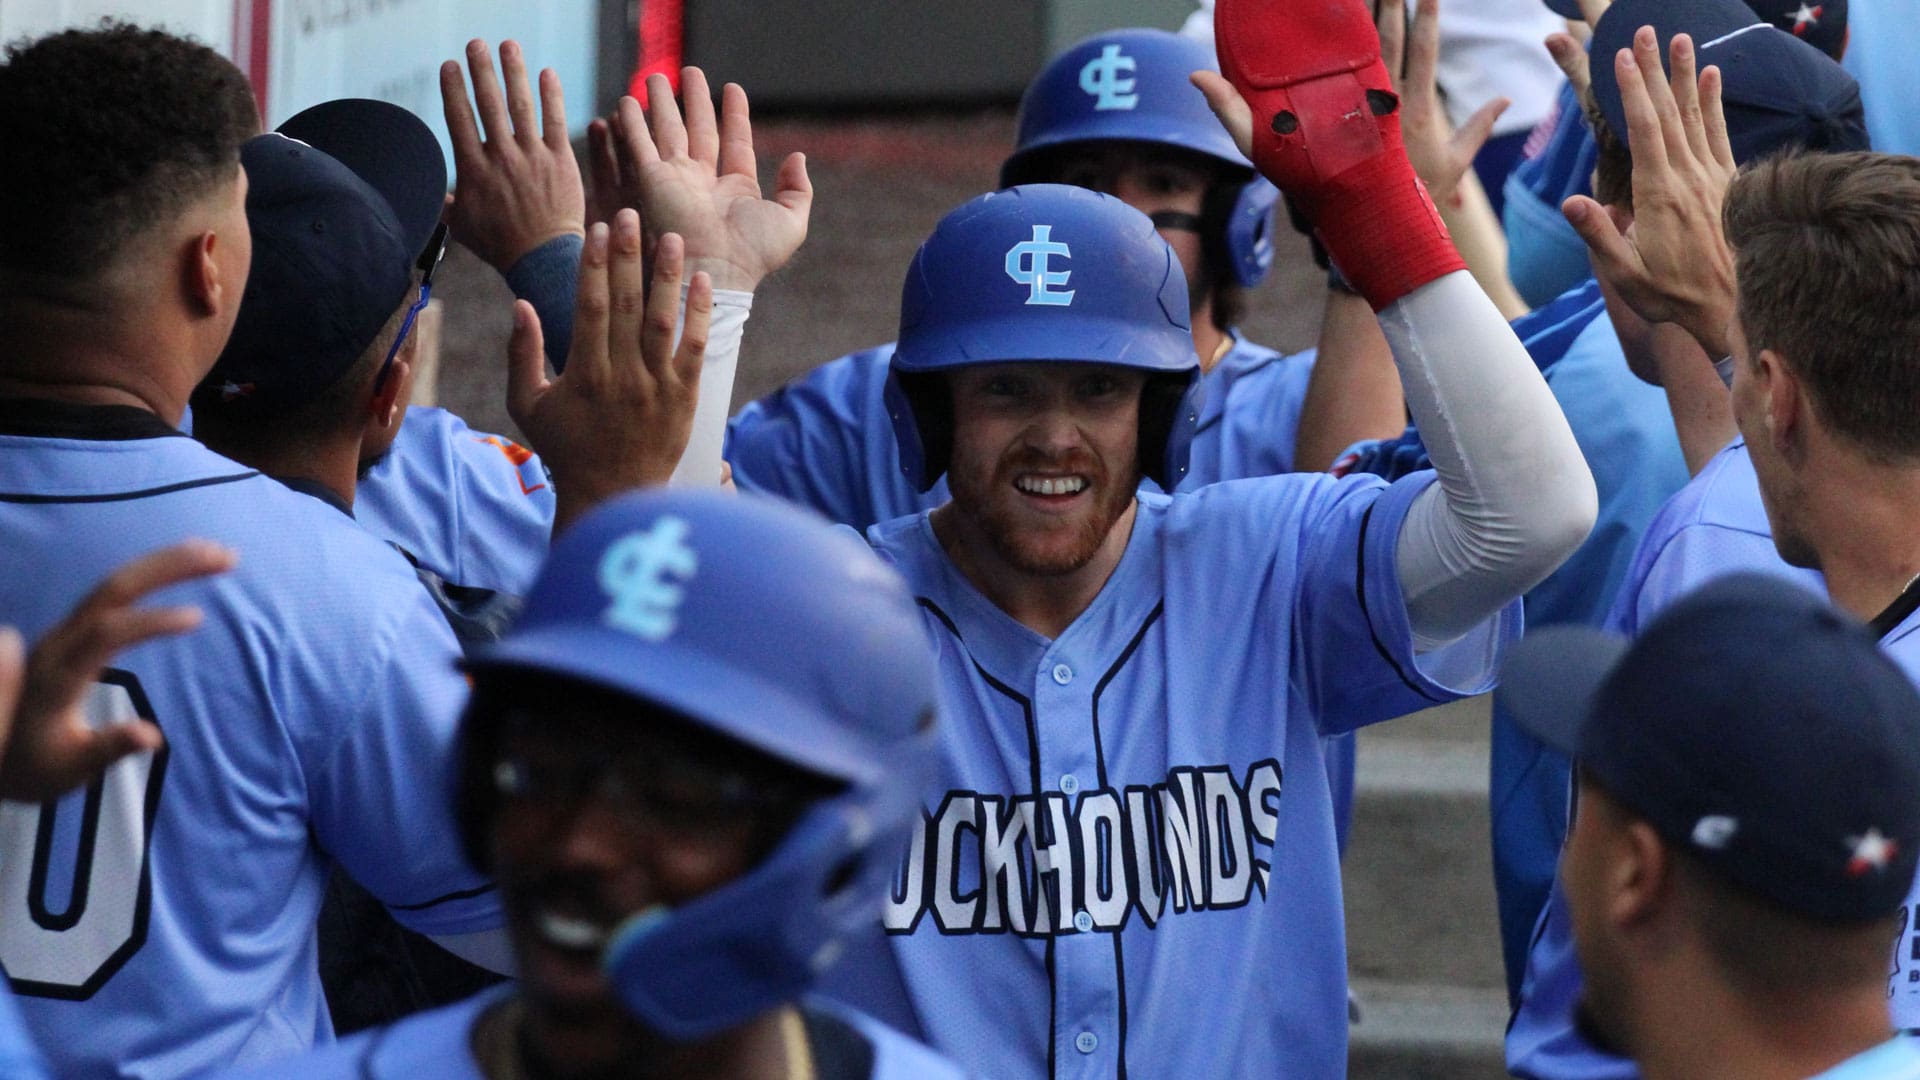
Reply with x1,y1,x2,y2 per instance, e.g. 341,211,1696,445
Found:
1079,44,1139,111
1005,225,1075,307
1847,828,1897,876
599,516,698,641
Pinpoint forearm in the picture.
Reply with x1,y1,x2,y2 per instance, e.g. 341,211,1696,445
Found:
1439,171,1528,320
670,286,753,488
1388,273,1597,646
504,235,584,371
1294,287,1408,472
1651,323,1738,475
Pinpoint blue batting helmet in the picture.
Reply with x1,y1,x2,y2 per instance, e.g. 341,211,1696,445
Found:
459,489,940,1040
1000,28,1279,287
885,183,1203,492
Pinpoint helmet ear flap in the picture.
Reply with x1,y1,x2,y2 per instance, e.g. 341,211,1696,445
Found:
886,370,953,492
1223,177,1278,287
1138,371,1201,491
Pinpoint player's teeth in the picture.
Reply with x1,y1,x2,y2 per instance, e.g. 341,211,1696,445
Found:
1017,476,1087,496
536,911,608,950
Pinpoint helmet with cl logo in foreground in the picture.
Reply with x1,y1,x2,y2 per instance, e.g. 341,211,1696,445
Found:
885,183,1202,492
458,489,940,1039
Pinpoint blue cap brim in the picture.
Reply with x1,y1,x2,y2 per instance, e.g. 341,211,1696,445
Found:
1495,626,1632,757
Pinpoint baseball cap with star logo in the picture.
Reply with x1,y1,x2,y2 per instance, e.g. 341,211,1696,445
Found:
1498,573,1920,922
1541,0,1847,58
1587,0,1867,168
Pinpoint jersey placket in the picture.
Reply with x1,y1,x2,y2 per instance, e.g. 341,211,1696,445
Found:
1033,645,1123,1079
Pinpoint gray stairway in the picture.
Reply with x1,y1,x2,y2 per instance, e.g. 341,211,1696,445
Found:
1346,696,1513,1078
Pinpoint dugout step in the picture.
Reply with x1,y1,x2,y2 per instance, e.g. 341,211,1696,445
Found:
1347,979,1510,1079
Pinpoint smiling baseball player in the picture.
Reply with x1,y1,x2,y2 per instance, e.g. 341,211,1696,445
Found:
741,0,1599,1068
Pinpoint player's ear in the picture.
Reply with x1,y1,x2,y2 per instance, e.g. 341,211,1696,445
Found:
369,351,414,431
184,230,224,317
1756,348,1803,455
1610,820,1672,930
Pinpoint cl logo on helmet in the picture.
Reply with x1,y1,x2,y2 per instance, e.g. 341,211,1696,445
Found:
1079,44,1138,111
598,516,699,641
1005,225,1075,307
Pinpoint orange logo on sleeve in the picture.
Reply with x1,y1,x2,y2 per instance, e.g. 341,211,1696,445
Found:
477,436,548,496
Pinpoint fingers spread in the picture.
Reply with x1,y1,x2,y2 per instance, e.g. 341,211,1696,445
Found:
643,232,688,378
1615,40,1669,173
1563,194,1642,283
647,72,690,161
774,151,813,218
674,270,714,386
1699,65,1736,173
680,67,720,167
568,223,614,384
1452,97,1510,162
1406,0,1442,101
440,58,483,164
500,41,539,144
615,94,658,173
467,39,513,146
507,300,552,421
1545,33,1591,97
717,82,758,182
539,68,571,149
1376,0,1407,82
85,541,235,617
1667,34,1713,166
607,209,650,372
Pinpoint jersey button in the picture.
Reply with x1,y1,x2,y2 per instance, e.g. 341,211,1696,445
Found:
1051,663,1073,685
1059,773,1080,795
1073,910,1094,933
1075,1031,1099,1054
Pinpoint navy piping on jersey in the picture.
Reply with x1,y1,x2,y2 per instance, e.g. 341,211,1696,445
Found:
917,596,1058,1080
1355,504,1445,705
386,881,498,913
0,471,260,504
1871,575,1920,639
1088,601,1164,1080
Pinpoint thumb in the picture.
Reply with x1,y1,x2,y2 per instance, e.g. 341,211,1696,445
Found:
1190,71,1254,160
1563,194,1643,285
506,300,551,426
1451,97,1510,163
774,151,813,219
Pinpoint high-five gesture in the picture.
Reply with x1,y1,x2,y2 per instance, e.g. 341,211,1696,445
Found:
1376,0,1509,209
440,39,587,273
590,68,811,292
1563,29,1739,357
508,211,713,530
0,542,234,801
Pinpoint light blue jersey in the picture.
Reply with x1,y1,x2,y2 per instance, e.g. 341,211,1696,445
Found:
0,403,501,1079
356,406,555,596
218,985,972,1079
1812,1038,1920,1080
724,336,1318,534
826,470,1517,1077
0,981,48,1079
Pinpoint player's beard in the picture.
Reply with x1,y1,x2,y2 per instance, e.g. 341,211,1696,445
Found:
947,443,1136,577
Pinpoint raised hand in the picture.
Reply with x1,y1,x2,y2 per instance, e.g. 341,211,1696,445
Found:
1562,29,1739,357
1377,0,1509,209
507,210,714,531
440,39,587,273
0,541,235,801
597,68,812,292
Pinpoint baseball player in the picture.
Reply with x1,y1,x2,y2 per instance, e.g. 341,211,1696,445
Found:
0,540,239,1080
1334,0,1868,998
721,27,1399,533
220,489,968,1080
1501,27,1920,1078
0,23,715,1075
1501,575,1920,1080
705,0,1597,1067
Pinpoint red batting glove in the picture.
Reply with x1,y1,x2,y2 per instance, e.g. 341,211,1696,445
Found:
1215,0,1464,310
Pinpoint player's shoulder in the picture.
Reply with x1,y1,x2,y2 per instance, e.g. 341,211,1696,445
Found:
741,342,898,418
214,988,499,1079
1663,438,1771,536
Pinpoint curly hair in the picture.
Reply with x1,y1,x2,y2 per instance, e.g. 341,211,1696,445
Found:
0,21,257,279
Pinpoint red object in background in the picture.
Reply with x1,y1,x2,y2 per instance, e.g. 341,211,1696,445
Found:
630,0,684,98
233,0,273,120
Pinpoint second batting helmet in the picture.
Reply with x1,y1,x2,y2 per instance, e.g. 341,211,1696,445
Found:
885,184,1202,492
458,489,940,1040
999,28,1280,288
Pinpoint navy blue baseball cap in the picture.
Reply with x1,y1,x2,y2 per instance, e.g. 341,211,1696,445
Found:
1588,0,1867,167
197,99,445,416
1543,0,1848,60
1498,573,1920,922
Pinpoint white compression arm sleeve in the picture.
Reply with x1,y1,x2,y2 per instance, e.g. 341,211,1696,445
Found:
670,286,754,488
1385,271,1597,648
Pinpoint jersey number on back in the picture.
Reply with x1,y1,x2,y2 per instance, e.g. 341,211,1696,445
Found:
0,672,167,1000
